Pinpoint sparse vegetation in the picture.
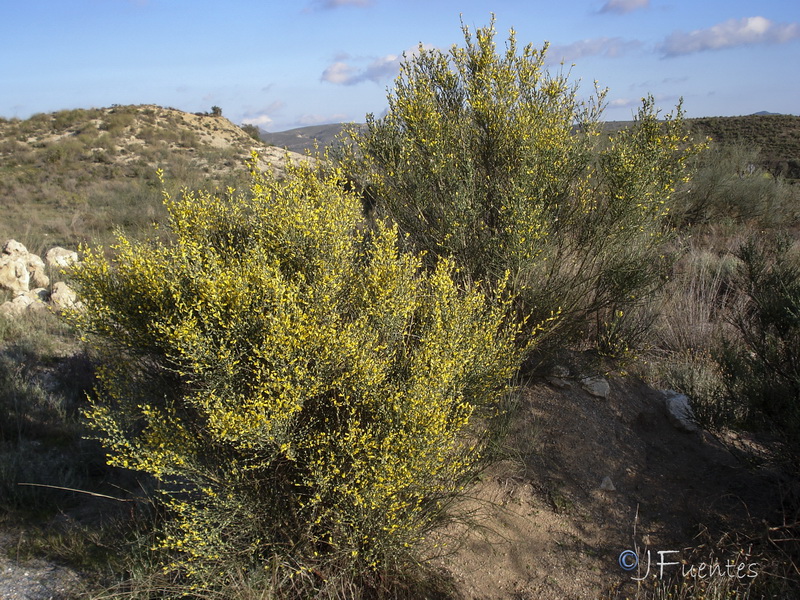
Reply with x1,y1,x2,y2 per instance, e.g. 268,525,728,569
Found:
671,141,798,226
716,233,800,463
690,114,800,181
240,123,262,142
0,18,798,600
0,104,268,251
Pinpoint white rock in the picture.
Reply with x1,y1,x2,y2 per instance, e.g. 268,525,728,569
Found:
45,247,79,269
3,239,28,256
0,240,49,291
30,266,49,289
50,281,78,311
599,476,616,491
581,376,610,399
23,252,48,288
663,390,699,432
0,257,30,293
0,294,34,317
546,376,571,389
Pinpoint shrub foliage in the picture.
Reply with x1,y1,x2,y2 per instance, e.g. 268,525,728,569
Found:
338,17,703,345
66,157,524,582
717,234,800,458
672,142,797,227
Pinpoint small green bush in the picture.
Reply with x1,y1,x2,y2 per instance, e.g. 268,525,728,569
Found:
672,142,797,227
43,139,85,165
241,123,262,142
337,17,703,347
67,156,525,586
716,233,800,456
52,108,99,132
100,108,136,135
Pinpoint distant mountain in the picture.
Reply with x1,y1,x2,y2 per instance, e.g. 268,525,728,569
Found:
260,123,362,154
751,111,781,116
261,122,641,153
260,115,799,181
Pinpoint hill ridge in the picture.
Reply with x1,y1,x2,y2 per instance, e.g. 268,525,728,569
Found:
0,104,308,250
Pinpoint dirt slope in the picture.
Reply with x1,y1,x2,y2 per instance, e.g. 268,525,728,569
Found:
429,365,782,599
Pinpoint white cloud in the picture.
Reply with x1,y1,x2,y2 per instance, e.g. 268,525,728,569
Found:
321,61,360,85
241,101,286,129
306,0,372,11
607,94,680,114
608,97,640,108
296,113,349,126
546,37,642,64
661,16,800,57
599,0,649,14
331,53,400,85
322,46,432,86
242,114,273,127
360,54,402,82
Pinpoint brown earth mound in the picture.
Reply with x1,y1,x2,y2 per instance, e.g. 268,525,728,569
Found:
428,365,784,599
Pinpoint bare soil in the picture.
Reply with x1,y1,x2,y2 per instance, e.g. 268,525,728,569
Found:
427,362,786,599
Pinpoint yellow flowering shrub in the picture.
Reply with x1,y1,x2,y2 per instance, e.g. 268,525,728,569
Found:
337,17,705,348
66,156,524,582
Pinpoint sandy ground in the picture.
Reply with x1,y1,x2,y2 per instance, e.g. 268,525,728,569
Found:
427,366,782,599
0,532,82,600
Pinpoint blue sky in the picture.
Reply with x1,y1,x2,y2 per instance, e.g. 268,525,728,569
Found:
2,0,799,131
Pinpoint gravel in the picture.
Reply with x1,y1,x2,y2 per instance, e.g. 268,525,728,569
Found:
0,533,83,600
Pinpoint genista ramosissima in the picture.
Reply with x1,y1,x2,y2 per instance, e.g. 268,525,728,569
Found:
338,16,704,349
67,155,525,585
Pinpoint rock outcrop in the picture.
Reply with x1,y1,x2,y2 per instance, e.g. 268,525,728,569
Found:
0,255,29,294
44,247,79,269
0,240,50,293
0,240,80,317
662,390,699,432
50,281,79,311
581,376,611,399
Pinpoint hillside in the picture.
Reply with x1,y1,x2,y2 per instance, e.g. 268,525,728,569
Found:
0,105,798,599
0,105,307,251
260,122,362,154
689,114,800,180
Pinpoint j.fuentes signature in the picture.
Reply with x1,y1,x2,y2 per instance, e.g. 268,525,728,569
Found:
619,548,759,581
